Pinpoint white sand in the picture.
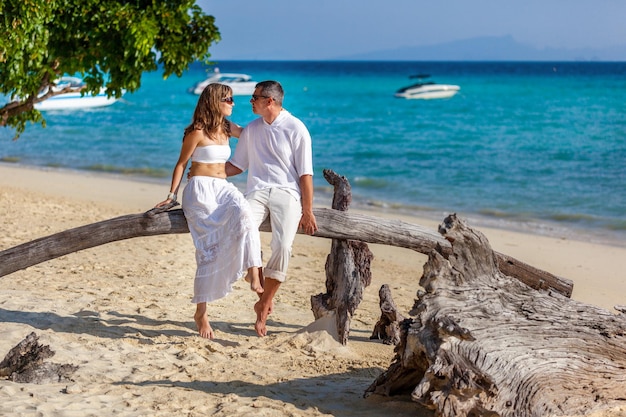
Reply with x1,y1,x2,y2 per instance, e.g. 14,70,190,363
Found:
1,163,625,416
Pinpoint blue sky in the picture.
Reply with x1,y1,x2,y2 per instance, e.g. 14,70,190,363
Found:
197,0,626,60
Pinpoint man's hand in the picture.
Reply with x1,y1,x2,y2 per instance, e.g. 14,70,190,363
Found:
299,211,318,235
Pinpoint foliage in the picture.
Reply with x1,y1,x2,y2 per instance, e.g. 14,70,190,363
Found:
0,0,220,138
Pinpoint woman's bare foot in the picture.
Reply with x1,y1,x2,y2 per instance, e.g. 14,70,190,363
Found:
194,313,214,339
245,268,264,294
194,304,214,339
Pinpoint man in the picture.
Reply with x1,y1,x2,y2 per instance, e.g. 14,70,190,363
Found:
226,80,318,337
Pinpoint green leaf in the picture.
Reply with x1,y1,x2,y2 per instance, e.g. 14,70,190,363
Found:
1,0,220,138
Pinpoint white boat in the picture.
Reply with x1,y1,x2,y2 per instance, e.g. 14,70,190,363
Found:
34,76,121,111
190,69,257,96
394,74,460,100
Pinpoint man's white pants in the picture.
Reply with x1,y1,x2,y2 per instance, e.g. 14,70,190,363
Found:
246,188,301,283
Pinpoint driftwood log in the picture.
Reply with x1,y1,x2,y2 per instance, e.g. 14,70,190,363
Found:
311,169,374,344
370,284,405,346
0,208,573,298
0,332,78,384
365,214,626,416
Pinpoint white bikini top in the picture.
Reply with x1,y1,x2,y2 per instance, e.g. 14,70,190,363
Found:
191,145,231,163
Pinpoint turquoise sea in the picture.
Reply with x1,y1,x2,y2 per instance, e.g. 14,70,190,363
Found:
1,61,625,245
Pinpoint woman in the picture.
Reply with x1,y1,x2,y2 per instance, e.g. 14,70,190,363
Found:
155,83,263,339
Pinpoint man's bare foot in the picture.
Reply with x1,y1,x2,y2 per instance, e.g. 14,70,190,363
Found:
194,312,214,339
254,300,271,337
250,283,273,314
244,271,264,294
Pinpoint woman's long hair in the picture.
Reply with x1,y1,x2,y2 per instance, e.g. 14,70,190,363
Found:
183,83,232,140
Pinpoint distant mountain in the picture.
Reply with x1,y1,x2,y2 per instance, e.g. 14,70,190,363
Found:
335,35,626,61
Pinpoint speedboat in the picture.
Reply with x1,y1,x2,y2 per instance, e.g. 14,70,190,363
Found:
190,69,257,96
34,76,122,111
394,74,460,100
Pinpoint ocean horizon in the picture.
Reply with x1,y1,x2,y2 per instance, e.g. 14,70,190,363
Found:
1,61,625,247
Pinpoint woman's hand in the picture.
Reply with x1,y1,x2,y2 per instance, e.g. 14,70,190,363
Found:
154,199,173,208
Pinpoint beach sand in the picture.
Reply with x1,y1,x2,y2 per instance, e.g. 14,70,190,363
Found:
1,163,625,416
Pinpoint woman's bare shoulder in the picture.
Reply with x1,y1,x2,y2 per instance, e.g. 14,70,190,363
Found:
185,128,213,146
185,128,204,139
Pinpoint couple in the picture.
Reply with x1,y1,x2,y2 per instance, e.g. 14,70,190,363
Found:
155,80,317,339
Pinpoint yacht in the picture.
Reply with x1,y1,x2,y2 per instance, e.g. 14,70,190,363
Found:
34,76,122,111
394,74,460,100
190,69,257,96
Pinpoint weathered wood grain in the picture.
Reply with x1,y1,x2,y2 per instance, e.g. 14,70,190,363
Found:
0,208,573,297
365,214,626,416
0,332,78,384
370,284,405,345
311,169,373,344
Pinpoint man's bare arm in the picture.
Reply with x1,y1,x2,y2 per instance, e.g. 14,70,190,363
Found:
225,161,243,177
298,174,317,235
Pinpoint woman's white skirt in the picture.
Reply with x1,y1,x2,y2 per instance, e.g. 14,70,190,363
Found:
182,176,262,304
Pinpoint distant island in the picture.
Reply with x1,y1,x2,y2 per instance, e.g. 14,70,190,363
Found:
334,35,626,61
